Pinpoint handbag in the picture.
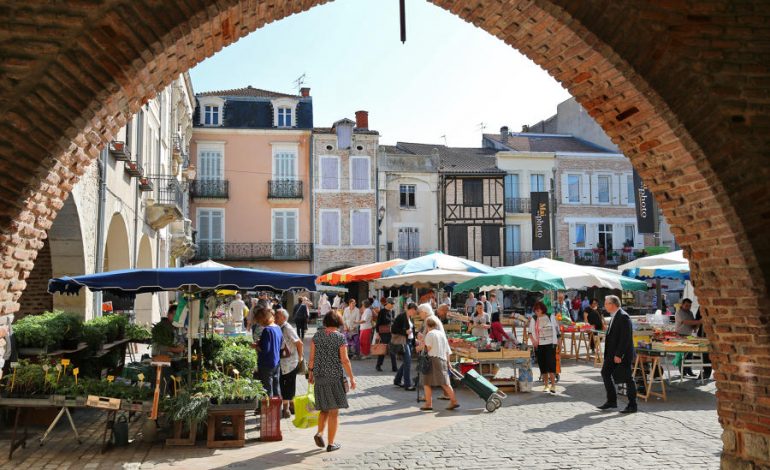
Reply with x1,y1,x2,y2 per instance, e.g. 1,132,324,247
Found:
371,342,388,356
377,324,391,335
292,385,320,429
419,353,432,374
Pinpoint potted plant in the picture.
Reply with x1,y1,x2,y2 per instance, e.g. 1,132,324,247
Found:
139,177,153,191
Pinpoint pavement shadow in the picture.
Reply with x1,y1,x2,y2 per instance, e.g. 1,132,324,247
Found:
209,447,322,470
523,410,627,434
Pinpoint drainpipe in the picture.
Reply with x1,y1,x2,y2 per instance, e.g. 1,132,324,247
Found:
309,132,315,275
93,148,108,318
374,148,380,262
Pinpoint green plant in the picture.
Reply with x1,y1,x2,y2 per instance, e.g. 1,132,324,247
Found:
12,311,81,350
82,321,108,350
164,392,210,422
126,323,152,341
103,314,128,340
151,320,176,347
212,342,257,375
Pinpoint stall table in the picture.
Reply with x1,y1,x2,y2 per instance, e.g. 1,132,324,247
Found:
450,346,531,391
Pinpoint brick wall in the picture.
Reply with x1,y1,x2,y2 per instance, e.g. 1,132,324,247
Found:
16,237,53,319
0,1,767,467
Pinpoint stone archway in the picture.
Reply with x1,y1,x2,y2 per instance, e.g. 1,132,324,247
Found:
49,197,88,317
104,213,130,272
134,235,155,325
0,1,768,466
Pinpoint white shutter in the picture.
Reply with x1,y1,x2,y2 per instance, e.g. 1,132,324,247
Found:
621,174,630,205
587,224,598,248
272,211,284,242
199,211,210,242
286,211,297,241
612,175,621,205
321,157,338,190
561,173,569,204
568,222,576,249
321,211,339,246
590,174,599,204
581,173,590,204
351,210,370,246
351,157,370,190
211,210,223,242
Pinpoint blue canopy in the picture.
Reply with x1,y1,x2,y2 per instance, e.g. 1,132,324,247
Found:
622,263,690,281
381,252,494,278
48,267,317,296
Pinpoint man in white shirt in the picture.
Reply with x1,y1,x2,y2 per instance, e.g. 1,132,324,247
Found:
441,292,452,307
228,294,247,327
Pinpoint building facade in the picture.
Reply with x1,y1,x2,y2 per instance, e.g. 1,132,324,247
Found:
377,146,440,262
188,86,314,273
312,112,379,276
16,74,196,323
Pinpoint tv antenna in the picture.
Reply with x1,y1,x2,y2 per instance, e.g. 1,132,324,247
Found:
293,73,307,92
477,122,487,133
440,135,448,146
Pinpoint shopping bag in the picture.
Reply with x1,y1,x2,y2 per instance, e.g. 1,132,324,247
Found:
292,385,320,429
672,352,684,367
371,342,388,356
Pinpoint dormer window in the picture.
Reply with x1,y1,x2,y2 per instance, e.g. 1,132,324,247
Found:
198,96,224,127
204,105,220,126
277,107,292,128
271,97,299,128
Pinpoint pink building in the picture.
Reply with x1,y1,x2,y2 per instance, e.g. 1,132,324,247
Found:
189,87,314,273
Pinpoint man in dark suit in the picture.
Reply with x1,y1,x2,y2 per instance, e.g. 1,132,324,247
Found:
597,295,637,414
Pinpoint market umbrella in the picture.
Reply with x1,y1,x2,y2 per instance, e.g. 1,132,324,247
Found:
316,258,406,285
622,263,690,281
372,269,482,289
453,257,648,293
381,252,494,278
618,250,690,309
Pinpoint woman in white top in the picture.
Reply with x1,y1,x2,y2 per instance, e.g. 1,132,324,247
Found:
357,300,374,357
469,302,491,339
342,299,361,358
528,301,560,394
319,294,332,320
419,317,459,411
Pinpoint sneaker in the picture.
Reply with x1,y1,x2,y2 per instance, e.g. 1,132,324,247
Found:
549,386,556,394
543,385,550,393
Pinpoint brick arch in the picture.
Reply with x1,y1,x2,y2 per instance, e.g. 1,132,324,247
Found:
0,1,767,466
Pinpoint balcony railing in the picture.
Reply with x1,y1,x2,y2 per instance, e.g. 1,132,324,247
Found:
268,179,303,199
190,179,229,199
148,176,183,210
386,250,433,260
504,197,531,214
192,242,313,261
504,251,551,266
573,248,642,267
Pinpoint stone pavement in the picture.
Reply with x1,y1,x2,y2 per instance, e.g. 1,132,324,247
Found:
0,329,722,470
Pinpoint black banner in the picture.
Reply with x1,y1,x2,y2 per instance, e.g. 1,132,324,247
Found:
633,170,656,234
530,191,551,251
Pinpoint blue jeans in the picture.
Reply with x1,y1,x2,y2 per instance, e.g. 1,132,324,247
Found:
258,365,281,397
394,343,412,387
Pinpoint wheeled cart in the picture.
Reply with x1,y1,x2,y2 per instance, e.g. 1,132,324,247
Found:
449,367,507,412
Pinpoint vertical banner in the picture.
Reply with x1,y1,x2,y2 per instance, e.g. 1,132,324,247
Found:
530,191,551,250
633,170,656,234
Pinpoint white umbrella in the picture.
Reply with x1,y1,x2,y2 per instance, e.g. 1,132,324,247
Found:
185,259,233,268
618,249,687,271
372,269,481,288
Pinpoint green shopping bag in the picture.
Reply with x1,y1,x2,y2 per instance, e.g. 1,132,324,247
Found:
672,352,684,367
292,385,320,429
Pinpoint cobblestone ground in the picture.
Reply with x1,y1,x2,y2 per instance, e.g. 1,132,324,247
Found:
0,327,722,469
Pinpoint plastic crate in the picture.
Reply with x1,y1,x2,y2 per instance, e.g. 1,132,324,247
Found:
259,397,283,442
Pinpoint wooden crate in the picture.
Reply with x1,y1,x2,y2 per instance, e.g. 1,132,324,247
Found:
502,349,531,359
474,350,503,360
166,419,198,446
207,409,246,448
86,395,121,410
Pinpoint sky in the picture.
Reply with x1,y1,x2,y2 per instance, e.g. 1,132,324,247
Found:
189,0,571,147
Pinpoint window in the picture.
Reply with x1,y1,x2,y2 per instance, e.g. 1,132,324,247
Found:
568,175,581,203
199,149,223,180
277,107,292,128
319,156,339,190
350,209,371,246
272,145,298,180
400,185,416,208
481,225,500,257
397,227,420,258
505,225,521,265
350,157,370,190
598,175,611,203
320,210,340,246
598,223,613,250
462,179,483,207
575,223,587,248
447,225,468,257
530,173,545,192
624,224,635,247
204,105,220,126
627,174,635,206
273,210,298,258
504,174,520,199
197,208,224,258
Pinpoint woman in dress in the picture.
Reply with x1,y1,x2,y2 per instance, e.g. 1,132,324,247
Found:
529,301,559,394
308,311,356,452
418,317,459,411
358,300,374,358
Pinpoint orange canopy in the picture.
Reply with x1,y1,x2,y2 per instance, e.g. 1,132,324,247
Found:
316,259,406,285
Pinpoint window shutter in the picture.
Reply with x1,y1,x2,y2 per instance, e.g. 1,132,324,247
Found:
286,212,297,241
481,226,500,257
590,174,599,204
199,211,210,242
351,210,370,246
351,158,369,190
272,211,284,242
561,173,569,204
447,225,468,257
612,175,621,205
321,157,338,190
581,174,590,204
569,223,576,249
321,212,339,246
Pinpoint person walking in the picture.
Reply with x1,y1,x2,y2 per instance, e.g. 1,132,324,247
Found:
583,298,605,353
319,294,332,322
418,317,459,411
391,302,416,391
292,296,310,340
342,299,361,359
529,301,559,394
375,298,398,372
464,292,476,315
308,311,356,452
229,293,247,329
597,295,637,414
255,307,283,397
276,308,304,419
358,300,374,358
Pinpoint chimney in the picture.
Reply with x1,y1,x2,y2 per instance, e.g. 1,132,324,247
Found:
521,124,530,133
500,126,509,143
355,110,369,129
300,87,310,97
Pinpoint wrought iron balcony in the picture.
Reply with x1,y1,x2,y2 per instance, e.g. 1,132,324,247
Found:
192,242,313,261
386,250,433,260
190,179,229,199
504,197,531,214
573,247,642,267
268,179,303,199
504,251,551,266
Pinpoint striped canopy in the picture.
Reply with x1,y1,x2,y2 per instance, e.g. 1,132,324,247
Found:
316,259,406,285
